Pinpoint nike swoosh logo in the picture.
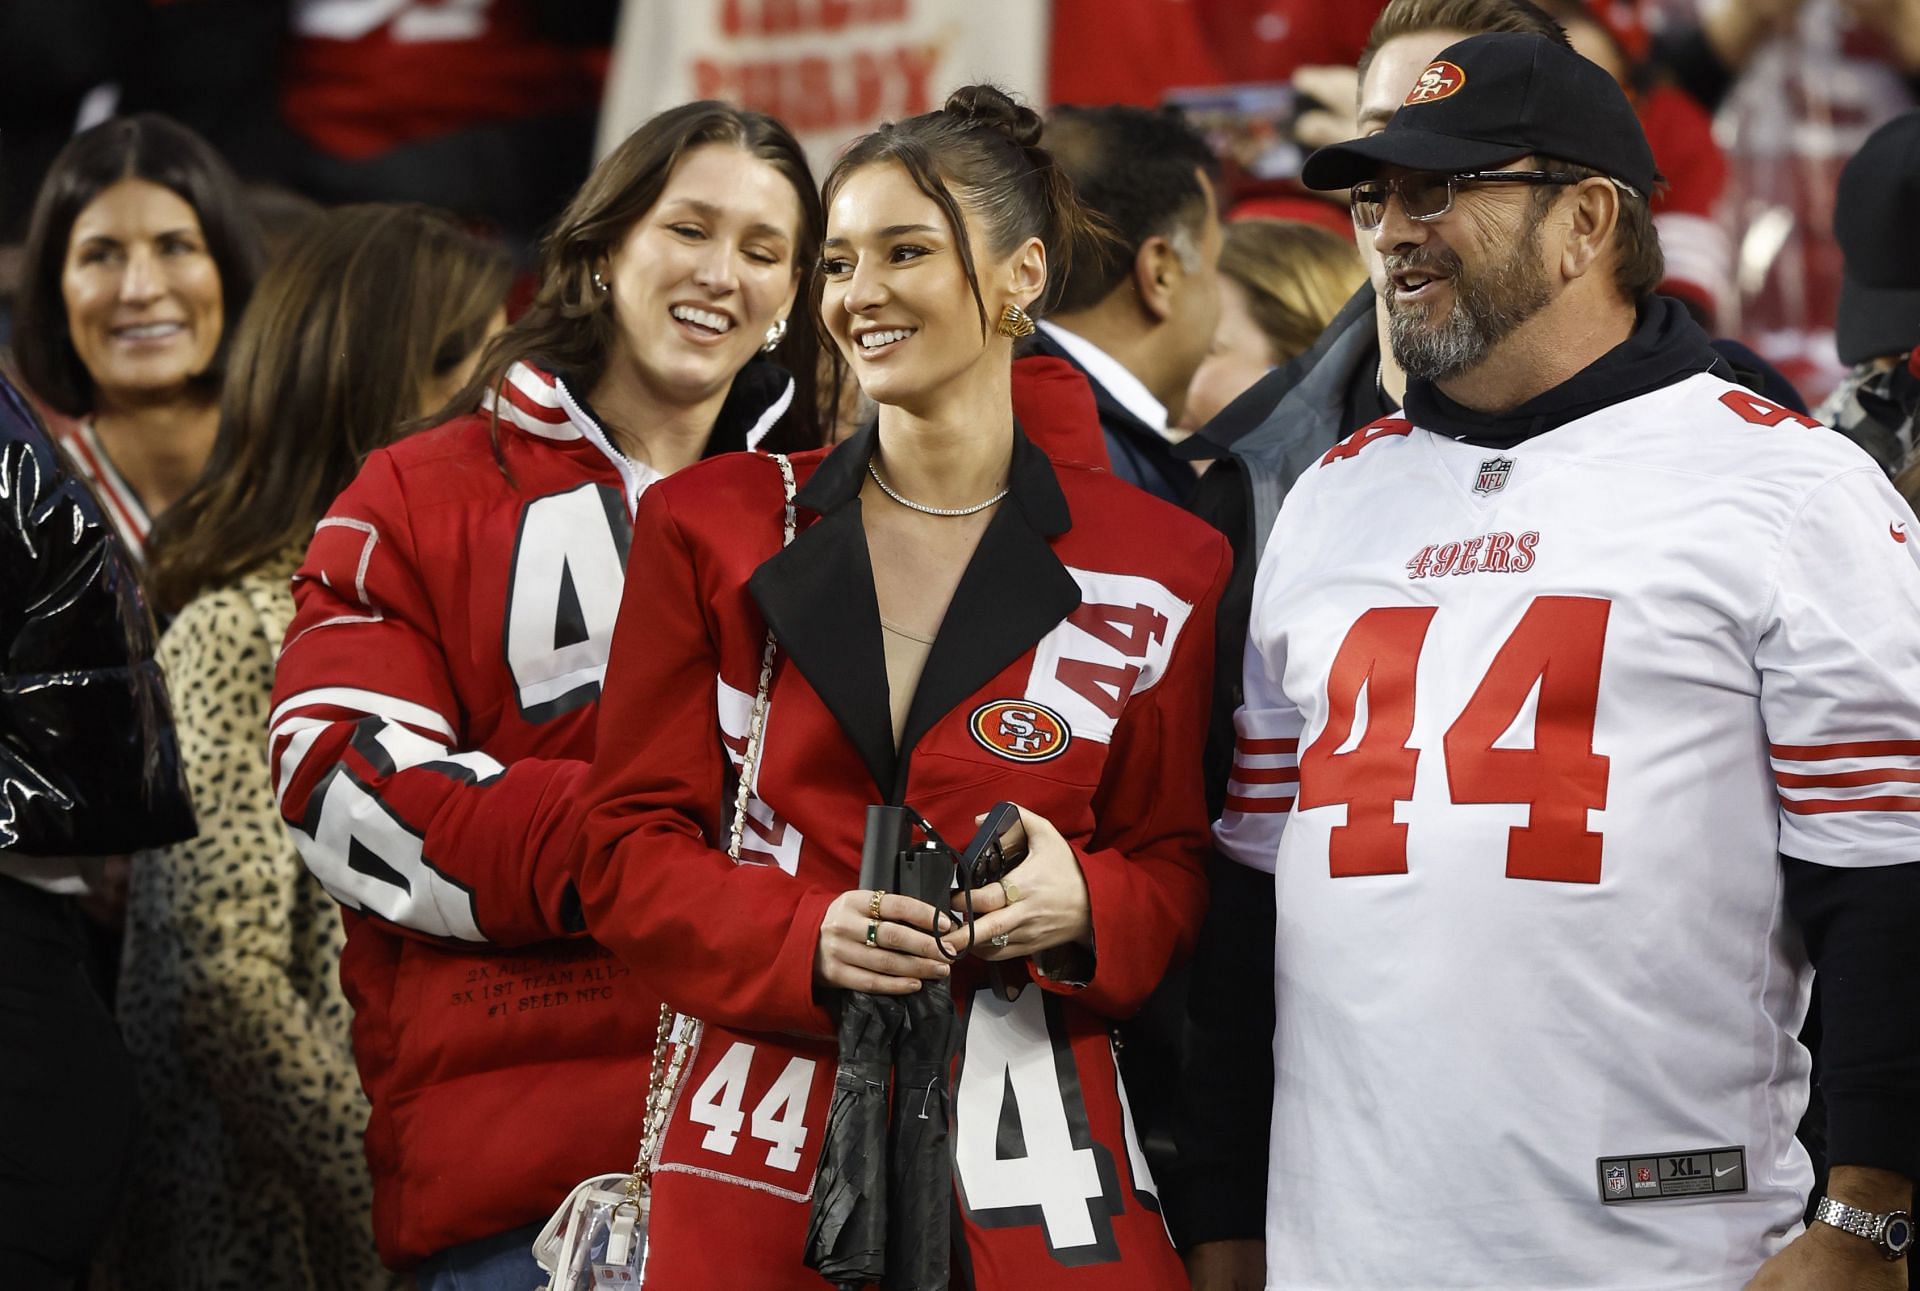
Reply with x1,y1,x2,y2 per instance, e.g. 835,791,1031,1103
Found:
1715,1164,1740,1178
1894,523,1910,544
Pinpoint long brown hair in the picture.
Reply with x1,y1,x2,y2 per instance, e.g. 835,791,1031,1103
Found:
148,204,510,614
440,101,834,455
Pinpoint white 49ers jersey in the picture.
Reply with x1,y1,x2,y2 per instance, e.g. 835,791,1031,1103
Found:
1217,373,1920,1290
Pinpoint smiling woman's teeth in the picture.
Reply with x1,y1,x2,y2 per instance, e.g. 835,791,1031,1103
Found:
670,305,732,332
115,322,183,339
860,329,913,350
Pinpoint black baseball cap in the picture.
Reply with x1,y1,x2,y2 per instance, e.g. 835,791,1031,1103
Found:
1301,32,1661,197
1835,109,1920,364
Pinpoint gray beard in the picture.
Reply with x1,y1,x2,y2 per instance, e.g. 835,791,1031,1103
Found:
1386,226,1552,383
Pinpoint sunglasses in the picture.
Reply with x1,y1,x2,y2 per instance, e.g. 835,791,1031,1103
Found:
1349,170,1586,230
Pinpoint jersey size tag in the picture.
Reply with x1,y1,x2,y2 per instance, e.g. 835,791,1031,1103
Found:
1597,1146,1745,1203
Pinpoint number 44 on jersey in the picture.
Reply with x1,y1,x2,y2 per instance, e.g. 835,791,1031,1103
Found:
1303,595,1613,884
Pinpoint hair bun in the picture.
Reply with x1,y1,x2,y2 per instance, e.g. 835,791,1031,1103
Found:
944,84,1044,149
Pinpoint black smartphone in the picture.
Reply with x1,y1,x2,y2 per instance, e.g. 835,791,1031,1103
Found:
958,802,1027,889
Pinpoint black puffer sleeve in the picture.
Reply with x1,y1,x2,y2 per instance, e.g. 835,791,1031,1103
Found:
0,375,194,854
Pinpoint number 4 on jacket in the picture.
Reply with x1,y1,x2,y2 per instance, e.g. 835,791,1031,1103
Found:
1300,595,1612,883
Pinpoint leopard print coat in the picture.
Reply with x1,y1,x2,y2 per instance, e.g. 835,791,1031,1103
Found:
103,552,401,1291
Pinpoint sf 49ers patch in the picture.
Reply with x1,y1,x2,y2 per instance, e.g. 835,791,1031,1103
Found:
970,700,1071,763
1404,59,1466,105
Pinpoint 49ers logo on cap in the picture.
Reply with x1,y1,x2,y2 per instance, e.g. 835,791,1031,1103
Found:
970,700,1070,763
1404,60,1467,105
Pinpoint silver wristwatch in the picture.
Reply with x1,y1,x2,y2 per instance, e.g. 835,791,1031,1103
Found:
1813,1196,1915,1260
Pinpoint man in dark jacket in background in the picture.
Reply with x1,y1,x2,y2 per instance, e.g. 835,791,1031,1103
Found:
1036,104,1225,504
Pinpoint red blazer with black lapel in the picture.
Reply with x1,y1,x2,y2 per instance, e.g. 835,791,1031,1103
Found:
576,423,1229,1288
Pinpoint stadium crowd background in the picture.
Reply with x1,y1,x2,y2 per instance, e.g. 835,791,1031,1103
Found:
1,1,1917,1289
3,0,1916,403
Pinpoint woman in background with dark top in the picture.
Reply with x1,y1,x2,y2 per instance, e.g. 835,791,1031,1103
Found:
102,204,509,1291
13,112,262,561
0,372,194,1291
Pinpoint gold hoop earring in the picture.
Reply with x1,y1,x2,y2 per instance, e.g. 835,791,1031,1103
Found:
996,303,1036,339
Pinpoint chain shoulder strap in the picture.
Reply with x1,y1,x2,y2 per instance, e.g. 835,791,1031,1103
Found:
629,452,797,1192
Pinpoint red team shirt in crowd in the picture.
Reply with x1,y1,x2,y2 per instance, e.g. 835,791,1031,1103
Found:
1217,374,1920,1288
575,428,1230,1289
1047,0,1384,107
282,0,603,159
267,364,681,1266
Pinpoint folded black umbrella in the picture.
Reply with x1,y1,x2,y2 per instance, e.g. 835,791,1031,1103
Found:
880,828,965,1291
805,988,903,1287
805,805,1019,1288
806,807,932,1287
806,806,972,1289
883,974,955,1291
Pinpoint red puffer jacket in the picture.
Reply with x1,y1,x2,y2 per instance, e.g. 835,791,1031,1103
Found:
269,360,789,1266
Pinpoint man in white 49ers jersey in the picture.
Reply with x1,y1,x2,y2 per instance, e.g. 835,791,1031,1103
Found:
1208,33,1920,1291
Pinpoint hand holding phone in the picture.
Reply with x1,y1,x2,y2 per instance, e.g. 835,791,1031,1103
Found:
943,804,1091,966
958,801,1027,889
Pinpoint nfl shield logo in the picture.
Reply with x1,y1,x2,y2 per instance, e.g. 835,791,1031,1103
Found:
1605,1164,1628,1197
1473,456,1513,495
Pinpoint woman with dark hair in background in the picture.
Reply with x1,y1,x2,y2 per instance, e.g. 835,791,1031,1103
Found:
266,103,832,1289
575,85,1228,1289
100,204,509,1291
13,113,264,560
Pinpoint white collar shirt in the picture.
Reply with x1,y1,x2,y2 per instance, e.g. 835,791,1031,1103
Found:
1037,321,1183,444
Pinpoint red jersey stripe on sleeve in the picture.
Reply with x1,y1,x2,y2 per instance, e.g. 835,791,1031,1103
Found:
1225,794,1295,815
1231,764,1300,785
1228,730,1300,814
1771,739,1920,760
1771,741,1920,814
1776,768,1920,788
1779,794,1920,815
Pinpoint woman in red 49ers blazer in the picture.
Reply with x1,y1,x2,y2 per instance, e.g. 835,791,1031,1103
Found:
578,86,1229,1289
267,104,836,1282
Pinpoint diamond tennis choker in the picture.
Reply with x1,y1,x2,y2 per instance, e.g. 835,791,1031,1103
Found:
866,459,1008,517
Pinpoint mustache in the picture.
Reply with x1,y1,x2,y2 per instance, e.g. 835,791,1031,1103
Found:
1384,247,1462,278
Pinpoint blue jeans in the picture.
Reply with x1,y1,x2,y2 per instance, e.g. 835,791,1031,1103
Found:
414,1221,546,1291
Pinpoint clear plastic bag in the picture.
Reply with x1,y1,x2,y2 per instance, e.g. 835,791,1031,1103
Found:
532,1173,649,1290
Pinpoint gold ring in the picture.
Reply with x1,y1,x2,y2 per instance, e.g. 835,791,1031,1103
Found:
868,889,887,921
866,921,880,947
1001,879,1022,905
